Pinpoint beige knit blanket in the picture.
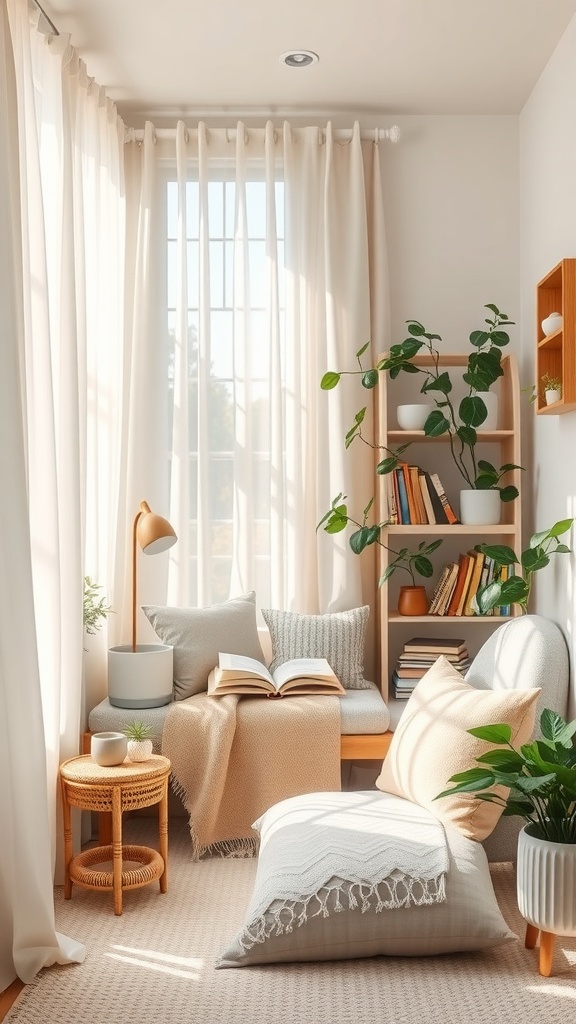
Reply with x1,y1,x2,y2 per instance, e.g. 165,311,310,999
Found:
162,692,342,860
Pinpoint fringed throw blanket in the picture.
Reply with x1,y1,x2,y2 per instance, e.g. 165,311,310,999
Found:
229,790,449,954
162,692,341,860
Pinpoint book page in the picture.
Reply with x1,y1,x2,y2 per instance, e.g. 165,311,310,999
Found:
272,657,336,688
217,653,273,683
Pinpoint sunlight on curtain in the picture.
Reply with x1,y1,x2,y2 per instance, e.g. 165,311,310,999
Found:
2,0,124,984
122,121,388,654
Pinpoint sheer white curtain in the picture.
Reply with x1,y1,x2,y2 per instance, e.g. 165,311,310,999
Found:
121,121,387,659
1,0,124,985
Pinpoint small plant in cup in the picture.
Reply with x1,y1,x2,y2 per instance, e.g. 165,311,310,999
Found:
541,374,562,404
124,721,154,762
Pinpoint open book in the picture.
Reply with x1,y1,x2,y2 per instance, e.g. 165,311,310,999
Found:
208,653,345,698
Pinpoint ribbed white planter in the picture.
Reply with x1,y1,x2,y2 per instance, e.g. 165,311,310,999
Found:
459,488,501,526
517,825,576,937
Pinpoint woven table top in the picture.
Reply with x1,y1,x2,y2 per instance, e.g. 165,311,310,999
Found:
60,753,170,785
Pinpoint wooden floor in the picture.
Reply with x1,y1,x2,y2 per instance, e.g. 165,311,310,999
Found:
0,979,23,1022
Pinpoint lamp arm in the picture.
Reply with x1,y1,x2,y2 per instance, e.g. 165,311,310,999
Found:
132,501,151,652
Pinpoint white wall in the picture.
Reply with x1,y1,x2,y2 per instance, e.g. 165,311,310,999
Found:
520,13,576,717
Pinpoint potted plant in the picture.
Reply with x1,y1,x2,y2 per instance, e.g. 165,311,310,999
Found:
541,373,562,405
318,493,442,614
472,519,574,615
437,707,576,975
124,721,154,761
321,303,524,527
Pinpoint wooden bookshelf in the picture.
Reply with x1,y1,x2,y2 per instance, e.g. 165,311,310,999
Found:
376,352,522,700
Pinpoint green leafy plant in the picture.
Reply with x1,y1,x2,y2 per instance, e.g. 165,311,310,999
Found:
321,304,523,502
317,492,442,585
83,576,112,635
436,708,576,844
541,373,562,395
124,721,153,741
473,519,574,615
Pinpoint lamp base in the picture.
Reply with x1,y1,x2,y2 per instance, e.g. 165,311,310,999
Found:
108,644,173,708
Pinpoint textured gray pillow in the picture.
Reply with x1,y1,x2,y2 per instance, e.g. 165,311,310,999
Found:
261,606,370,690
142,592,264,700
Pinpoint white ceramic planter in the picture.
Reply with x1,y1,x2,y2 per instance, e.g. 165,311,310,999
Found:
541,312,563,336
474,391,498,430
545,389,561,406
396,403,433,430
459,488,501,526
517,825,576,937
91,731,128,766
108,644,173,708
127,738,154,762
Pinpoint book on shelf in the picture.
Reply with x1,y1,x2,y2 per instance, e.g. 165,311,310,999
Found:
462,550,486,616
399,463,419,524
429,472,460,525
446,553,474,616
403,636,467,655
397,652,471,669
395,467,410,524
420,470,450,525
431,562,460,616
417,469,437,525
427,562,457,615
208,653,345,698
408,465,428,524
385,472,399,524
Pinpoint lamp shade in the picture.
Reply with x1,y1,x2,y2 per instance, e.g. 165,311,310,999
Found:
137,502,177,555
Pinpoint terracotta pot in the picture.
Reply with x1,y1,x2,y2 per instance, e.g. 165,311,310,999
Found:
398,585,429,616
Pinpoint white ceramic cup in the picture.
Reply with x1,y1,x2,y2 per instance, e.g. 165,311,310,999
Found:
91,731,128,766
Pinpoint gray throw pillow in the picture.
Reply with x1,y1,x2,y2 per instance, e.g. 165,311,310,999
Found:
142,592,264,700
261,606,370,690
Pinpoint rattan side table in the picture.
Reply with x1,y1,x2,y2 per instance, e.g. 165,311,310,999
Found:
60,754,170,915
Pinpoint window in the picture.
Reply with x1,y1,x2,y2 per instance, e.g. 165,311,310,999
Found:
165,175,285,606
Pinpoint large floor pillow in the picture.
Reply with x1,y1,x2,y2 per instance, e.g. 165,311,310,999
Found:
217,790,515,968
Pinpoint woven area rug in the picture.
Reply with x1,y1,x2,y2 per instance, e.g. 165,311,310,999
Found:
6,818,576,1024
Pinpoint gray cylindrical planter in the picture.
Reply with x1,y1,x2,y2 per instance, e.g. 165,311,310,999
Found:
108,644,173,708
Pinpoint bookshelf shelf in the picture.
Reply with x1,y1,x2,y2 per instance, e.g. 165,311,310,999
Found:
377,352,522,701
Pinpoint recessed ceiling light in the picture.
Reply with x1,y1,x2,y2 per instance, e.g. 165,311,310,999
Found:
280,50,319,68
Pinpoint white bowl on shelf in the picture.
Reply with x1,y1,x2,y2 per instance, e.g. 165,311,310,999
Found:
396,403,432,430
541,312,563,336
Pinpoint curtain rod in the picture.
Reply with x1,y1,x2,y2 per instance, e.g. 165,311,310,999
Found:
31,0,60,35
127,125,400,144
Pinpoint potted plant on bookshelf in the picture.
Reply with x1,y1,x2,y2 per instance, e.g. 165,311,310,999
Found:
472,519,574,615
542,373,562,406
318,493,442,614
321,303,524,526
436,707,576,976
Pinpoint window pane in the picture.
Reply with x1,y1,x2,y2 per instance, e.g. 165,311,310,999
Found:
208,181,224,237
210,311,233,379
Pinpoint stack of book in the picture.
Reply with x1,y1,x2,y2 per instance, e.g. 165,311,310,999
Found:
391,636,471,699
384,464,459,525
427,551,510,617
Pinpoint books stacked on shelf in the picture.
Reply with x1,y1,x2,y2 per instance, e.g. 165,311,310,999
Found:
385,464,459,525
391,637,471,699
427,550,511,617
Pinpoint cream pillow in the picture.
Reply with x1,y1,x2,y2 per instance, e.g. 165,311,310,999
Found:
261,605,370,689
142,592,264,700
376,656,540,841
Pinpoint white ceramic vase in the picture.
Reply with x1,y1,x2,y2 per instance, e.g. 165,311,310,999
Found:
517,825,576,937
474,391,498,430
459,488,501,526
545,389,561,406
396,403,433,430
541,312,563,336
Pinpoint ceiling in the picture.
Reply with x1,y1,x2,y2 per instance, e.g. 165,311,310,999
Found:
41,0,576,126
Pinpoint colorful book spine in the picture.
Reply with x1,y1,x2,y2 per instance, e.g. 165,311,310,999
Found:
395,467,410,524
429,472,459,524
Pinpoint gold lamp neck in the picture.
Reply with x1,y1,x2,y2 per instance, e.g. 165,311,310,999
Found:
132,501,177,652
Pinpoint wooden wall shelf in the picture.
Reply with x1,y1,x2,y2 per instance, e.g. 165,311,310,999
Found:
536,259,576,414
